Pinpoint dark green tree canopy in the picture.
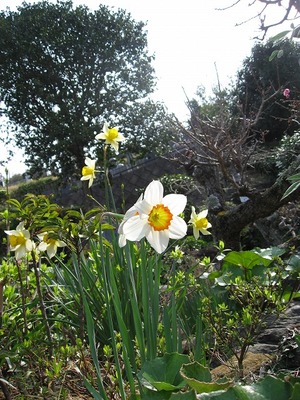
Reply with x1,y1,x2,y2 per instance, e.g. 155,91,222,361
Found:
0,0,162,177
234,40,300,141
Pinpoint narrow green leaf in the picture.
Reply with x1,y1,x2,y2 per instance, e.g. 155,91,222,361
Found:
269,50,279,61
287,173,300,181
277,49,284,58
269,30,290,43
282,181,300,199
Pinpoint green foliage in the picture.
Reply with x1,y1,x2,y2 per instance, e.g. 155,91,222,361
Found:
0,0,169,177
121,100,176,159
138,353,190,392
1,178,300,397
201,248,294,374
274,132,300,172
9,176,59,200
137,353,300,399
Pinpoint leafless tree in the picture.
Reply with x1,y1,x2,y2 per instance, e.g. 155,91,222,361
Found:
219,0,300,38
170,85,300,250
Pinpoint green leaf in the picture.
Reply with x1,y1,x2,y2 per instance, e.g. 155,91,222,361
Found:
170,390,197,399
198,376,292,399
269,50,279,61
291,382,300,399
287,255,300,273
287,173,300,181
180,362,233,394
138,353,190,392
269,30,291,43
277,49,284,58
223,251,272,270
101,223,115,230
282,180,300,199
255,247,286,258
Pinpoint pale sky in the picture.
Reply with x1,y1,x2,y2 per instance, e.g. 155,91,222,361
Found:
0,0,291,176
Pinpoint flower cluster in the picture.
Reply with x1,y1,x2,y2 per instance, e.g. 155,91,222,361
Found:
5,222,66,260
81,122,125,187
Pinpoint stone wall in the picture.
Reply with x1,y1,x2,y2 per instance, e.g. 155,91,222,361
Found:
56,154,188,211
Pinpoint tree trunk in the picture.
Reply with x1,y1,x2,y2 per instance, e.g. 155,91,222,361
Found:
210,157,300,250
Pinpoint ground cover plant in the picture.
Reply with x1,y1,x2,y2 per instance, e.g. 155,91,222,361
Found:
1,122,300,399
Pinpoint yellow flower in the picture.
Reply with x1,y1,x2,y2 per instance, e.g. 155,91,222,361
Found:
37,232,66,258
121,180,187,254
81,157,96,187
5,221,33,260
189,206,212,239
95,122,125,153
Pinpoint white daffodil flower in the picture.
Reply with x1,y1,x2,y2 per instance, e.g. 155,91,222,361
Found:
81,157,96,187
37,232,66,258
189,206,212,239
5,221,33,260
95,122,125,153
121,180,187,254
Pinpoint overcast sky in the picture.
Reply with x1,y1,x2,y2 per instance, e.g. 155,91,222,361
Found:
0,0,291,175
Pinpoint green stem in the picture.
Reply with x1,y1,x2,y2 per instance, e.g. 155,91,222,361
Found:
32,254,53,356
16,261,28,336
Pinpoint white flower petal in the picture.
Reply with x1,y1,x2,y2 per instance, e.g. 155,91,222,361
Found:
135,199,153,216
146,229,169,254
200,228,211,236
193,226,200,240
144,181,163,205
118,233,127,248
122,215,149,241
198,209,208,219
15,247,26,260
26,239,33,252
116,132,125,141
85,157,95,168
111,141,119,153
169,216,187,239
95,132,106,140
4,229,17,236
163,194,187,215
38,242,47,251
16,222,25,231
47,245,56,258
81,175,90,181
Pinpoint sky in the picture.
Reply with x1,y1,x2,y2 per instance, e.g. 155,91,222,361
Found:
0,0,292,176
